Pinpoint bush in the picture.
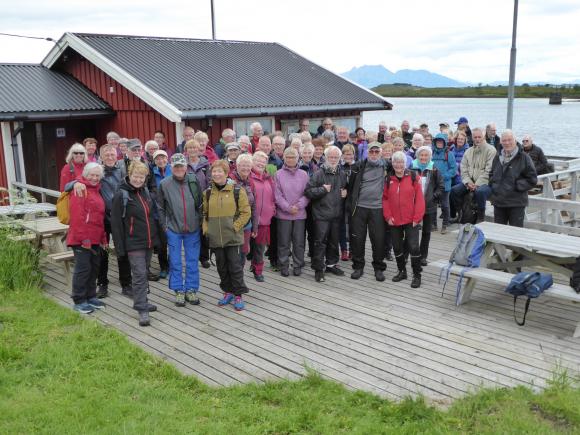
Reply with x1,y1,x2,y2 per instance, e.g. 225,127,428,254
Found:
0,226,42,293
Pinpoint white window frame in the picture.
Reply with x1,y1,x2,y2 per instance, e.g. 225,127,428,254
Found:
232,116,276,137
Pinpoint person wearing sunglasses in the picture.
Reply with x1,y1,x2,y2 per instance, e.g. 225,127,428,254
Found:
60,143,88,191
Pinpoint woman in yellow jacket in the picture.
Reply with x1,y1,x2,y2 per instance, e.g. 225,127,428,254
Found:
203,160,251,310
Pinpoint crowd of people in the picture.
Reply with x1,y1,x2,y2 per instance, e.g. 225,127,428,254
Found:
62,116,549,326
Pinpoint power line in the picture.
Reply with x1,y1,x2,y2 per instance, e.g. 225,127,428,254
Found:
0,32,54,42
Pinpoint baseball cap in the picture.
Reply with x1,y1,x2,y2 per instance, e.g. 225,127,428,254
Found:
368,141,382,150
439,122,450,128
454,117,469,125
152,150,168,160
127,138,142,150
170,153,187,167
225,142,241,151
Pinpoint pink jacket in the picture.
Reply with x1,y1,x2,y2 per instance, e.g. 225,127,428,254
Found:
249,169,276,226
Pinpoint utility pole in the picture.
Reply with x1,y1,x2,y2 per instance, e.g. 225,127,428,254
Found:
506,0,519,129
211,0,216,40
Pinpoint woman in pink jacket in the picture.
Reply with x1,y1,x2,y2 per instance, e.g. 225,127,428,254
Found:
249,151,276,282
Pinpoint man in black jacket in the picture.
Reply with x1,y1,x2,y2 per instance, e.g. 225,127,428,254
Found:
348,142,391,281
489,130,537,227
304,146,347,283
522,134,553,175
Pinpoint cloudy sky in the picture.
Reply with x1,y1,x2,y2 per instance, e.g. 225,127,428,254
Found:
2,0,580,84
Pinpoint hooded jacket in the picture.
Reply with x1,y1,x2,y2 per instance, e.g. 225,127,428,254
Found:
157,173,202,233
274,164,310,220
382,170,426,226
66,178,107,247
431,133,457,192
110,178,159,257
304,163,347,220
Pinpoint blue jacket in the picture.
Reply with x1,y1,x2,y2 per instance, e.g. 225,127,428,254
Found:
450,142,470,185
431,134,457,192
153,165,172,188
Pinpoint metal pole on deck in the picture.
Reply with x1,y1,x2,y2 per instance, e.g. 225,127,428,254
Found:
210,0,216,40
506,0,519,129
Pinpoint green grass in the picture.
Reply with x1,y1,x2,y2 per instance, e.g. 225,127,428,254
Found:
372,83,580,99
1,231,580,433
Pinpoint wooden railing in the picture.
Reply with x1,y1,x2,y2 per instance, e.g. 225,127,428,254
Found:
11,182,60,204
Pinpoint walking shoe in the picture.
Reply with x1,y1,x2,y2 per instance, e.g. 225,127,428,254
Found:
87,298,106,309
138,311,150,327
96,285,108,299
253,273,265,282
201,260,211,269
175,292,186,307
293,267,302,276
375,270,385,282
281,268,289,277
270,262,280,272
234,296,245,311
392,270,408,282
350,269,364,280
315,271,325,282
420,258,428,267
147,303,157,312
121,286,134,298
147,272,160,282
159,270,168,279
385,251,394,261
341,250,349,261
73,303,94,314
185,291,200,305
218,292,234,306
440,226,448,235
411,274,422,288
325,266,345,276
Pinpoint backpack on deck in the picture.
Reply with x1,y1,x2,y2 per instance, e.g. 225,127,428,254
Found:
459,191,478,224
439,223,486,304
505,272,553,326
56,163,76,224
570,257,580,294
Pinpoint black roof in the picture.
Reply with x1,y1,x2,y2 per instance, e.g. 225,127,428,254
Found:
73,33,390,117
0,64,110,119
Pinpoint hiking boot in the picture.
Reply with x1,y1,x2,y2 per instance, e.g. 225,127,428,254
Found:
121,286,134,298
341,250,349,261
350,269,364,280
253,273,264,282
147,303,157,312
326,266,344,276
385,251,394,261
315,271,325,282
73,302,94,314
96,285,108,299
411,274,421,288
420,258,428,267
375,270,385,282
147,272,159,282
281,268,290,277
87,298,106,309
440,226,448,235
185,291,200,305
293,267,302,276
218,292,234,306
175,292,186,307
234,296,245,311
158,270,168,279
138,311,150,327
201,260,211,269
392,270,408,282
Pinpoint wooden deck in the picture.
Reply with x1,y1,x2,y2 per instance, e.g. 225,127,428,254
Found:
43,229,580,404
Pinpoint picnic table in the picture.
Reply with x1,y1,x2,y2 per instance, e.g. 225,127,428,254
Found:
17,216,69,253
0,202,56,218
477,221,580,278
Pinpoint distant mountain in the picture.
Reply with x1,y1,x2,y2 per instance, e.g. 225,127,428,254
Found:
342,65,466,88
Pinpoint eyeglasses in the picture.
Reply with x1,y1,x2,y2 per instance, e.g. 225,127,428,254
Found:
368,149,381,154
73,152,85,155
522,139,530,142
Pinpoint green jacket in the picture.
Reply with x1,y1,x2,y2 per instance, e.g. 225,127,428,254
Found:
202,182,251,248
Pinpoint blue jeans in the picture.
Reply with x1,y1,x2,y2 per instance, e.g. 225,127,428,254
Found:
166,229,200,292
450,183,492,212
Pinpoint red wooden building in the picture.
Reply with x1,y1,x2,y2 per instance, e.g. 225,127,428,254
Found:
0,32,391,191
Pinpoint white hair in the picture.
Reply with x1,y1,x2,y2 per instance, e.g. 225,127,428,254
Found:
322,129,335,142
236,153,253,165
392,151,407,163
145,140,159,153
283,147,299,158
250,122,262,133
501,129,516,140
412,133,425,144
106,131,120,141
222,128,236,139
239,135,250,144
288,132,301,142
82,161,104,178
300,131,312,143
324,145,342,158
65,143,87,164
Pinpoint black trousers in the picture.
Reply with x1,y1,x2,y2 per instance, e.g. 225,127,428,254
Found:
214,245,248,296
305,204,315,255
350,207,386,271
156,219,168,271
384,223,393,256
200,234,210,263
71,245,100,304
312,218,340,271
267,217,279,265
494,206,525,228
391,224,422,275
99,220,132,288
420,213,433,260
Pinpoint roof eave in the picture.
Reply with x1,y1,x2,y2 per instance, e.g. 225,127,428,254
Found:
42,33,183,123
181,102,391,119
0,109,114,122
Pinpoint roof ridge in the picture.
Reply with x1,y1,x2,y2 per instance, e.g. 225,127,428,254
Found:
72,32,276,45
0,63,44,67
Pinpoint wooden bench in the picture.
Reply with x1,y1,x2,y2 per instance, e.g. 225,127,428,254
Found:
46,251,74,285
430,259,580,337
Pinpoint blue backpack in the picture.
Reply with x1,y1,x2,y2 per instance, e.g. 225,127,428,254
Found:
440,224,486,304
505,272,553,326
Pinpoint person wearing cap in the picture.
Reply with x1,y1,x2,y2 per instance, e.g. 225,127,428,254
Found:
454,117,473,145
224,142,241,174
431,133,457,234
450,127,496,223
157,153,203,307
150,149,171,279
124,139,146,173
347,141,390,281
419,123,429,137
411,146,444,265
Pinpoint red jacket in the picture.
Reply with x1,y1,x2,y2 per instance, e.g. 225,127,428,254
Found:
66,179,107,247
382,171,425,226
204,146,218,164
59,161,85,191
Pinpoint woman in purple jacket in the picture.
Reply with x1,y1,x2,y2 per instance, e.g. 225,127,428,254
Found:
275,148,310,277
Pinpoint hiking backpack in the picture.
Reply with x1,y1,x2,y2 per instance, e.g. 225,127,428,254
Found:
439,223,486,304
505,272,553,326
459,191,478,225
